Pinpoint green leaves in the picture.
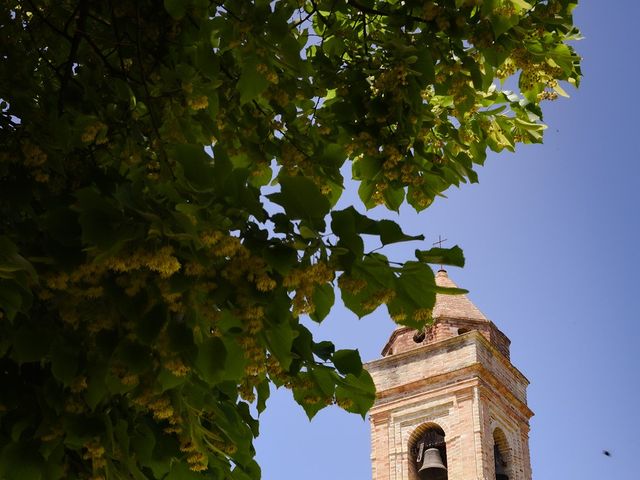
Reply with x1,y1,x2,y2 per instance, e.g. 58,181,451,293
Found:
335,371,376,418
195,337,227,386
236,56,270,105
164,0,186,19
0,0,580,477
415,246,466,268
333,349,363,376
269,176,331,229
173,144,217,193
50,339,79,386
0,237,36,281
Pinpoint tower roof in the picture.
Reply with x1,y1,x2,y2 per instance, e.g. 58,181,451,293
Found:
381,269,510,358
432,269,488,321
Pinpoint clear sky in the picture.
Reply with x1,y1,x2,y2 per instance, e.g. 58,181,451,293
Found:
255,2,640,479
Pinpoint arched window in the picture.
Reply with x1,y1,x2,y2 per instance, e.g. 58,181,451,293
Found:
409,424,448,480
493,428,511,480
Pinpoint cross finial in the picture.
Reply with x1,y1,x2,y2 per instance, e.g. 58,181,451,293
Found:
432,235,447,271
432,235,447,249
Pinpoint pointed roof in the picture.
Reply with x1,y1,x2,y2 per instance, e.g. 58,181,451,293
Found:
433,269,487,321
381,269,505,357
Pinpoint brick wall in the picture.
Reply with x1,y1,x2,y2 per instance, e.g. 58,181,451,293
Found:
366,331,532,480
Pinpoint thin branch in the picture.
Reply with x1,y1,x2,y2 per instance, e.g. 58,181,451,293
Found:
347,0,424,23
25,0,72,41
291,5,316,30
58,0,89,114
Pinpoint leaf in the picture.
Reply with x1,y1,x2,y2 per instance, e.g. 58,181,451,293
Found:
332,349,363,376
195,337,227,386
509,0,532,10
415,245,466,267
0,281,26,319
0,236,37,280
264,321,297,370
383,186,405,211
378,220,424,245
12,328,50,363
136,304,168,345
268,176,330,228
50,339,78,386
256,380,270,414
312,341,335,361
0,442,45,480
236,56,270,105
387,262,437,329
114,340,152,375
163,0,186,19
84,363,108,410
309,283,335,322
292,373,327,420
173,144,216,192
413,47,435,87
310,365,337,397
335,371,376,418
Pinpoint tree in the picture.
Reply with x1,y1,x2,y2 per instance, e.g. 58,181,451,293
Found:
0,0,580,478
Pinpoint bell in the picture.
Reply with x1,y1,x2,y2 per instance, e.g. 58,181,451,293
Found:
494,445,509,480
495,460,508,480
418,448,447,480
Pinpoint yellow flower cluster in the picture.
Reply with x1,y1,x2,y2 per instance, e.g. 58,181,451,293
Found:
338,275,367,295
106,246,181,278
537,90,558,102
81,121,108,144
184,261,206,276
241,305,264,335
159,282,183,313
265,354,287,382
362,288,396,313
238,334,266,378
413,308,433,322
257,63,278,84
373,64,409,95
187,95,209,110
83,439,107,470
21,141,47,169
245,258,276,292
121,373,139,386
283,262,334,316
280,142,306,176
511,48,563,93
165,358,190,377
70,376,88,393
65,395,87,414
148,396,174,421
187,451,208,472
335,397,354,410
41,425,64,442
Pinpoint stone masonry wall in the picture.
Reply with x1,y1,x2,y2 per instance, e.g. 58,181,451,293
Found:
366,331,532,480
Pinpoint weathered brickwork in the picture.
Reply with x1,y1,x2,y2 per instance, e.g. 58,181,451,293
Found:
366,271,533,480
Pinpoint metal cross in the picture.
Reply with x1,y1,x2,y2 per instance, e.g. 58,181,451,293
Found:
432,235,447,249
432,235,447,271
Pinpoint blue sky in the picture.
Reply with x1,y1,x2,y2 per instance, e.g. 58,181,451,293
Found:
255,2,640,478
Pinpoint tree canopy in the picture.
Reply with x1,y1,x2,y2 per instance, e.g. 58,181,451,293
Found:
0,0,580,478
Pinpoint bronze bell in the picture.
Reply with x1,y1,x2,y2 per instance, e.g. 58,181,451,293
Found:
418,447,448,480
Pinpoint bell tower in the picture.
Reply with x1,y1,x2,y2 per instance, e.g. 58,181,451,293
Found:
366,270,533,480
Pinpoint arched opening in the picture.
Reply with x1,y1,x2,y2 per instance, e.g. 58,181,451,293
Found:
408,423,448,480
457,328,470,335
493,428,511,480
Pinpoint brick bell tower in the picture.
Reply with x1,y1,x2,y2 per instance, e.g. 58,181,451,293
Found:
366,270,533,480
